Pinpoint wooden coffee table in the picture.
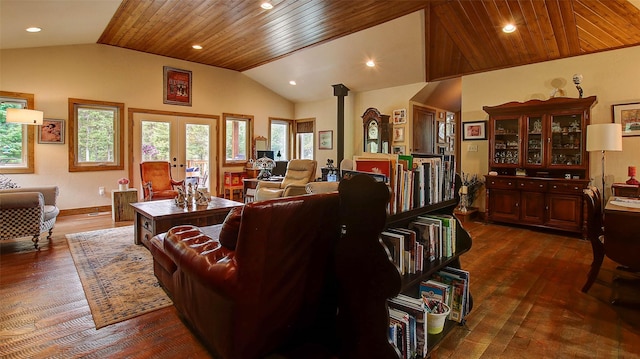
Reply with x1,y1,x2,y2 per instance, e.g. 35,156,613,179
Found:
131,197,243,247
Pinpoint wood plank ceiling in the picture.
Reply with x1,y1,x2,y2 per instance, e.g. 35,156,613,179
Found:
99,0,640,81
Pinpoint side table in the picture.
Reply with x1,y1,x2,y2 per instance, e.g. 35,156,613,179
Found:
112,188,138,222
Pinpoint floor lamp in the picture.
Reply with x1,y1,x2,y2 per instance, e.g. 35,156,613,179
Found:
586,123,622,207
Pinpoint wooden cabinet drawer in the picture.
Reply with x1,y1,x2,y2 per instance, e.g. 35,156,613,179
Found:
485,177,516,189
517,179,547,192
548,181,584,194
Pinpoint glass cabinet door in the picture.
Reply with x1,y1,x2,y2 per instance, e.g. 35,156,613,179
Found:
492,118,520,166
549,114,583,168
525,116,544,167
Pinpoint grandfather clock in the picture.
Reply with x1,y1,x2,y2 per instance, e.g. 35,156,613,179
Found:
362,107,391,153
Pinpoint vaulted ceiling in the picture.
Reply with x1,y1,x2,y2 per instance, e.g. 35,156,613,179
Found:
99,0,640,81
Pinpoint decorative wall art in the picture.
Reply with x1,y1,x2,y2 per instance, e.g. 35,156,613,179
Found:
612,101,640,137
163,66,192,106
38,119,65,144
319,130,333,149
393,109,406,124
393,127,405,142
462,121,487,141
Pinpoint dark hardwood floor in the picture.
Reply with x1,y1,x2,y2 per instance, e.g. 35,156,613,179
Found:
1,212,639,358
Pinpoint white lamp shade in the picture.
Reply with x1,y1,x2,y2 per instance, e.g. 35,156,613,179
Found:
6,108,44,125
586,123,622,152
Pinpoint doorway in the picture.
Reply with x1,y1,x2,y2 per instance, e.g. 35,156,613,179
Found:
131,111,217,197
412,105,437,154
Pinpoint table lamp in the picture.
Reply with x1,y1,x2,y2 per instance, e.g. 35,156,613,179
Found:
627,166,639,185
586,123,623,206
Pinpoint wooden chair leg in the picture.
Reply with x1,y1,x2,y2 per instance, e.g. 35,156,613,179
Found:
582,239,605,293
32,235,40,250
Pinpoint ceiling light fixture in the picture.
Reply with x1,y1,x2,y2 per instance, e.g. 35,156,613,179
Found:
502,24,516,33
261,2,273,10
26,27,42,33
192,45,203,50
289,80,297,86
366,60,375,67
6,108,44,125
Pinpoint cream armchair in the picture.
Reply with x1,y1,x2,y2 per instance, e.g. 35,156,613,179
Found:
0,186,60,249
254,159,317,201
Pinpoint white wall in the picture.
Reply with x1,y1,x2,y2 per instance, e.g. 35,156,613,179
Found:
461,45,640,210
1,44,294,210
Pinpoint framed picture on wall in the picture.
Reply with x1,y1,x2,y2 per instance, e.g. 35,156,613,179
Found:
163,66,192,106
392,145,406,154
462,121,487,140
393,109,407,124
319,130,333,149
38,119,65,144
393,127,405,142
612,101,640,136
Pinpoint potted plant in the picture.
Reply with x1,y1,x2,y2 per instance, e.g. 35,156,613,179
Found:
118,177,130,191
460,172,484,209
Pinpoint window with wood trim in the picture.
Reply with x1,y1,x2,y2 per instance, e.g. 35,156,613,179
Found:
295,119,315,160
223,113,253,166
0,91,35,174
68,98,124,172
269,118,293,161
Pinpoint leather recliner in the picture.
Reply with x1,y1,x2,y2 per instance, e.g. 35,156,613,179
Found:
254,159,317,201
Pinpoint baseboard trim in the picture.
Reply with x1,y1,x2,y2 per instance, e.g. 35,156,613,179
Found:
59,205,112,217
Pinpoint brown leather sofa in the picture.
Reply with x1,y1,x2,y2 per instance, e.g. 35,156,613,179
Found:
149,175,401,359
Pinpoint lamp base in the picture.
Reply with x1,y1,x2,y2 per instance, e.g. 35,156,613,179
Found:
626,176,640,185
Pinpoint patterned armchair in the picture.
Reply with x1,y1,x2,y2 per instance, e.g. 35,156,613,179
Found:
0,186,60,249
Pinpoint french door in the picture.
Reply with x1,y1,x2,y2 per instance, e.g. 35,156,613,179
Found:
132,112,216,197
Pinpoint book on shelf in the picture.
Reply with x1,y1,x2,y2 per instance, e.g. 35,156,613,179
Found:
347,153,455,216
389,294,428,358
433,267,470,323
380,231,405,274
388,228,418,275
415,216,444,259
389,308,411,359
408,220,437,263
419,279,450,305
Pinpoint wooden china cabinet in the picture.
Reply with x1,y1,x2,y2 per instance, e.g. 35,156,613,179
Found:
483,96,597,236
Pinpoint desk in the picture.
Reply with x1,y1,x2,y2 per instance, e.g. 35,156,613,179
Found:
611,183,640,198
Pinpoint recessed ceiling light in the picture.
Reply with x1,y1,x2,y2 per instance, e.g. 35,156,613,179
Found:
192,45,203,50
261,2,273,10
366,60,375,67
502,24,516,33
289,80,297,86
26,27,42,33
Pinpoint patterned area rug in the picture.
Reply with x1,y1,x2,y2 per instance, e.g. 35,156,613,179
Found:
66,226,173,329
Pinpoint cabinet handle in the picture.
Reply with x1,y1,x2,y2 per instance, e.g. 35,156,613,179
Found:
515,202,519,207
539,184,544,188
491,181,495,185
574,187,579,190
520,183,524,187
553,185,557,189
508,182,512,186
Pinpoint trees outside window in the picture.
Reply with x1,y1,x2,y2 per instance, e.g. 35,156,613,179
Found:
0,91,35,174
269,118,291,160
69,98,124,172
223,113,252,166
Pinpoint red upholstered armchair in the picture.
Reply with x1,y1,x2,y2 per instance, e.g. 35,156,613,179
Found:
139,161,184,201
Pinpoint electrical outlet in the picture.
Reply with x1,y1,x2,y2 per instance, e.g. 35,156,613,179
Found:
468,144,478,152
99,186,105,196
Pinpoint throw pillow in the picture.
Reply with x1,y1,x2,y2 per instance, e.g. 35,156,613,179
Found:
219,206,243,250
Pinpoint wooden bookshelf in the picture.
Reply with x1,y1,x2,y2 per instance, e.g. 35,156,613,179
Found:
385,197,473,358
